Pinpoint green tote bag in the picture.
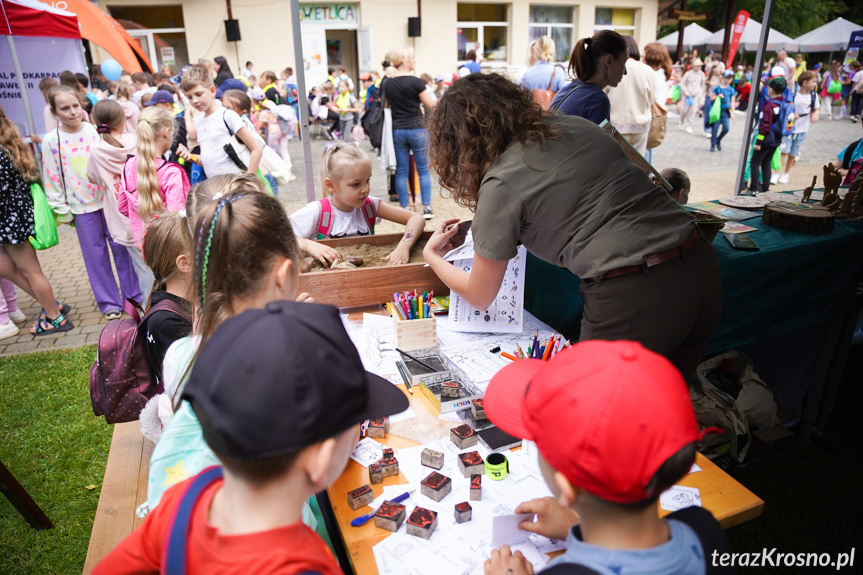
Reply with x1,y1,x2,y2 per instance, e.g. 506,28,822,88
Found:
29,182,59,250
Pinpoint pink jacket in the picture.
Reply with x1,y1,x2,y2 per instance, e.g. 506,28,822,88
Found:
86,133,137,247
118,99,140,135
119,157,190,250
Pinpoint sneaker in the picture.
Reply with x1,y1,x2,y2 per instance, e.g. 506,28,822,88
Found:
686,126,693,134
422,206,434,220
778,173,790,184
770,174,779,185
852,116,860,123
710,145,715,152
0,321,19,341
704,131,712,139
8,309,27,324
716,142,722,151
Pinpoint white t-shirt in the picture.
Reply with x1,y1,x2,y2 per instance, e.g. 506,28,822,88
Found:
793,90,819,134
289,197,382,239
195,105,246,177
783,56,797,83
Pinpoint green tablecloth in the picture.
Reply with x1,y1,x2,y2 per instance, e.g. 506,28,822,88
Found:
525,216,863,355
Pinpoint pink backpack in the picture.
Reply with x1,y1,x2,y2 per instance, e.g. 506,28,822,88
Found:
89,299,190,424
316,197,376,239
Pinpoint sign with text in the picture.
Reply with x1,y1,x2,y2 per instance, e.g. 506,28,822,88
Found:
668,9,713,21
299,4,359,26
727,11,750,68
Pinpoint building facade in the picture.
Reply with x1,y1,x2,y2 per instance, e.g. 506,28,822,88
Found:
95,0,658,86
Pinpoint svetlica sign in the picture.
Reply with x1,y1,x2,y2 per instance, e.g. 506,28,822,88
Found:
299,4,359,25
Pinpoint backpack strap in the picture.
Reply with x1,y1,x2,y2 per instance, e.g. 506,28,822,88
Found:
162,466,223,575
316,198,333,240
222,108,234,137
141,298,192,326
550,81,587,113
362,197,376,235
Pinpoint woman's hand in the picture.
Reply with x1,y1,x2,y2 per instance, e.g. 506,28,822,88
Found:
300,238,341,267
424,218,461,259
295,292,314,303
382,244,411,266
484,545,533,575
514,497,579,542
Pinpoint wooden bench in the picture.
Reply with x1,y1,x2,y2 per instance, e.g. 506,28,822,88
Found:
82,422,152,574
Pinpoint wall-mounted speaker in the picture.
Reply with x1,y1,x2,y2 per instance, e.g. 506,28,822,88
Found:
225,19,241,42
408,17,421,37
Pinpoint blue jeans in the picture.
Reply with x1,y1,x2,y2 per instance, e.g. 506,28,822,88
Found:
710,109,730,148
393,128,432,207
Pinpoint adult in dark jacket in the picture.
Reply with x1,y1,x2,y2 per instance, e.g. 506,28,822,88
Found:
213,56,234,87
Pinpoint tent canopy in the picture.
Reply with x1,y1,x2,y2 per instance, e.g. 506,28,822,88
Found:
702,19,793,52
658,23,714,52
790,18,863,53
0,0,79,39
40,0,152,73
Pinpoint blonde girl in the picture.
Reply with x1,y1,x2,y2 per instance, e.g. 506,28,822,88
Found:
119,107,191,249
0,105,68,337
86,100,155,300
42,85,141,320
289,142,424,265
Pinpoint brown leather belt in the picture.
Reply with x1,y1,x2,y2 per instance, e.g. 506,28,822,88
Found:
583,228,702,284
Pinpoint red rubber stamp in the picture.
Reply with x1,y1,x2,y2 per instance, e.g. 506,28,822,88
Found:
470,474,482,501
440,381,460,398
421,448,444,470
454,501,473,524
369,463,382,485
406,506,438,539
420,471,452,502
379,456,399,478
450,423,478,449
374,500,406,532
457,451,485,477
382,447,394,459
367,417,388,439
471,399,487,421
347,484,374,510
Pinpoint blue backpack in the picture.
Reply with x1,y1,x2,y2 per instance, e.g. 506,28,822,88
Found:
778,99,796,137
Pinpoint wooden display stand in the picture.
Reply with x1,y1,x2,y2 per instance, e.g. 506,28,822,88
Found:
393,314,436,351
296,231,449,308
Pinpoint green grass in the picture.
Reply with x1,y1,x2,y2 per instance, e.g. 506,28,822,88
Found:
0,345,113,575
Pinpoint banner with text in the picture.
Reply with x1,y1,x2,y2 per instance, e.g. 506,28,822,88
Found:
0,35,86,136
726,10,750,68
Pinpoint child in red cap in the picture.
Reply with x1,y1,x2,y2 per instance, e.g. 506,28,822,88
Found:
482,340,732,575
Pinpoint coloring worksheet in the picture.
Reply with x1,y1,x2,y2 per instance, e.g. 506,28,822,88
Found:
449,246,526,334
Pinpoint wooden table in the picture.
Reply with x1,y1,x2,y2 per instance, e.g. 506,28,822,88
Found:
326,384,764,575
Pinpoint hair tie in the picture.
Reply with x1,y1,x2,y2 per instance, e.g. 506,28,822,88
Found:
97,124,111,134
140,118,150,125
153,273,163,282
584,37,592,48
178,209,187,218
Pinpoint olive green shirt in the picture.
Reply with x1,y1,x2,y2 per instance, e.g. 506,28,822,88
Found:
471,115,696,279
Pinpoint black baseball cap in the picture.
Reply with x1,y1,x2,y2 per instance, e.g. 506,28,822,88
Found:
182,301,409,460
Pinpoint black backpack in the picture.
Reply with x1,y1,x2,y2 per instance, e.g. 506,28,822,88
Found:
362,85,384,149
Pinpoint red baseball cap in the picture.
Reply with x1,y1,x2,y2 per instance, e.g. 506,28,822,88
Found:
484,340,700,504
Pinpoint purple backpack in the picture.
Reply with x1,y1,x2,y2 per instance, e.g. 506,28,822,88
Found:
89,299,190,424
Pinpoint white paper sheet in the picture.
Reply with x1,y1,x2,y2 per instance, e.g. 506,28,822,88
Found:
349,437,386,467
660,485,702,512
343,312,406,384
491,513,534,545
449,246,526,334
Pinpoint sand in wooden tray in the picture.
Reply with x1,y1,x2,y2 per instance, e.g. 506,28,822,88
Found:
306,239,429,272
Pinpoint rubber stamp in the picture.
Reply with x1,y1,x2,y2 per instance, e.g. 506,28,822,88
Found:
379,456,399,478
406,506,438,539
471,399,487,421
382,447,394,459
440,381,460,398
457,451,485,477
420,471,452,502
369,463,382,485
421,448,444,470
374,500,406,532
367,417,388,439
450,423,478,449
454,501,473,524
470,474,481,501
347,484,374,510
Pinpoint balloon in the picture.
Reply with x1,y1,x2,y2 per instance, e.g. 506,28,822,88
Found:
101,59,123,82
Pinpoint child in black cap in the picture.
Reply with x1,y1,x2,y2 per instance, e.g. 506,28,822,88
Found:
94,301,409,574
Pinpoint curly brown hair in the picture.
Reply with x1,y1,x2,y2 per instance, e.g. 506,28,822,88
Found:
427,73,559,210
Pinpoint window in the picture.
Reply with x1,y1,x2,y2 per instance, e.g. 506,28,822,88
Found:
457,3,509,62
594,7,636,37
529,5,574,63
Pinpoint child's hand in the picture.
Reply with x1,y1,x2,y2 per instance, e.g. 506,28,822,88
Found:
304,240,341,267
515,497,579,541
424,218,461,258
484,545,533,575
176,144,192,162
295,292,314,303
382,244,410,266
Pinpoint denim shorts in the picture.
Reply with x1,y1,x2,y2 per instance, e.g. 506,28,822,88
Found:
780,132,807,157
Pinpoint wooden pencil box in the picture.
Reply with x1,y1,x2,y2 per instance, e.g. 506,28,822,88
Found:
393,314,436,352
296,231,449,308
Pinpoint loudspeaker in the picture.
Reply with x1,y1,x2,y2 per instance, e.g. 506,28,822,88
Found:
224,19,241,42
408,17,421,37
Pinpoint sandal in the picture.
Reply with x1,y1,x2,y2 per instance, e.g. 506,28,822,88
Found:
104,310,122,320
31,314,74,337
40,302,72,322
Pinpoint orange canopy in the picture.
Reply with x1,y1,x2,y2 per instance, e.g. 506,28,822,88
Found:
41,0,152,73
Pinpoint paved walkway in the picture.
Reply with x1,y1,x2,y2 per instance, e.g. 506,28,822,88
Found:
1,115,860,356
